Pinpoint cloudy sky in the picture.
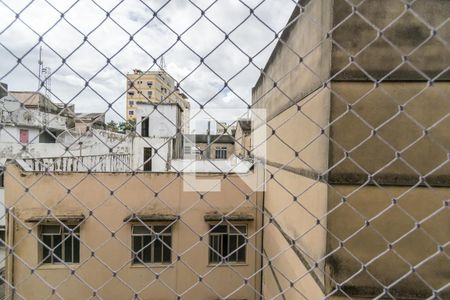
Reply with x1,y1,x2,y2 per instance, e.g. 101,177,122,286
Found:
0,0,296,129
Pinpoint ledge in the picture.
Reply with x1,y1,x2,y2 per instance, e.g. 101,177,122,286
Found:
123,214,178,222
204,213,254,222
25,215,85,223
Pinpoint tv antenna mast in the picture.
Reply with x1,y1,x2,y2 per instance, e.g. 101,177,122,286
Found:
159,56,166,71
38,46,52,100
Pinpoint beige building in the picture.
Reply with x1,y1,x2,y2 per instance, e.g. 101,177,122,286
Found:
233,119,251,159
126,69,190,133
4,164,263,299
252,0,449,299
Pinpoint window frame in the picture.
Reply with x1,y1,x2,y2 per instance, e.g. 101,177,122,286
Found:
215,146,228,159
39,223,80,265
208,223,247,265
131,224,172,265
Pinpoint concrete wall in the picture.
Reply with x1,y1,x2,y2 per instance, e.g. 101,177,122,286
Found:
326,185,449,299
0,126,40,144
328,81,450,182
252,0,333,120
4,165,262,300
234,126,251,158
331,0,450,80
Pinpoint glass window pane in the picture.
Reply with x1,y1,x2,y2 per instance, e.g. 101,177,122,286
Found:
42,235,52,263
133,236,142,263
133,225,151,235
64,236,73,262
73,237,80,263
143,236,152,263
237,236,246,262
162,236,171,263
42,225,60,234
154,238,162,263
53,235,62,262
228,235,238,262
210,225,227,233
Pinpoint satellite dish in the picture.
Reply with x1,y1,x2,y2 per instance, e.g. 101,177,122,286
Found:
0,95,21,112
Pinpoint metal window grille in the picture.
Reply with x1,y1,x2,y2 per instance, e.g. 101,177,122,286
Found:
209,224,247,264
215,146,228,159
40,224,80,264
132,225,172,264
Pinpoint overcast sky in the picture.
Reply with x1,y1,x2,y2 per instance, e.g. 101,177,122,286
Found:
0,0,295,129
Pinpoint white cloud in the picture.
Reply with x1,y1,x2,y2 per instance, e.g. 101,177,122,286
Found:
0,0,296,124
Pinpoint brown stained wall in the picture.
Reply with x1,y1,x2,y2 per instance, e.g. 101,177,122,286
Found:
326,185,450,299
251,0,333,121
260,85,331,297
4,165,261,300
331,0,450,80
328,81,450,182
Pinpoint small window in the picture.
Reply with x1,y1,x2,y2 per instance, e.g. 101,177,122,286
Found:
132,225,172,264
0,167,4,188
209,224,247,264
143,147,152,171
147,91,153,98
0,226,5,247
20,129,29,144
215,146,227,159
160,95,163,101
40,224,80,264
141,117,149,137
129,111,134,116
129,101,134,106
147,81,153,87
128,91,135,96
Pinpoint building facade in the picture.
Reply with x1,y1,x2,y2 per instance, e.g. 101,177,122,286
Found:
4,164,262,300
126,69,190,133
252,0,450,299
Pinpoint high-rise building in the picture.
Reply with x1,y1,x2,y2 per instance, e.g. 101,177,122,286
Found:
126,69,190,133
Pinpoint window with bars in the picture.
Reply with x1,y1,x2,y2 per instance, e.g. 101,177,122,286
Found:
40,224,80,264
132,225,172,264
209,224,247,264
215,147,227,159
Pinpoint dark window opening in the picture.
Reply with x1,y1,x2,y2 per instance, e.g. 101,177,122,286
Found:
143,147,152,171
40,224,80,264
141,117,149,137
132,225,172,264
209,224,247,264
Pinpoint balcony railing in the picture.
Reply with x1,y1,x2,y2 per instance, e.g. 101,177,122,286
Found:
1,109,67,131
17,154,131,172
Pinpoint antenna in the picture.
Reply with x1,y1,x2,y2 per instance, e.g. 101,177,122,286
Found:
37,46,52,100
159,56,166,71
38,46,43,90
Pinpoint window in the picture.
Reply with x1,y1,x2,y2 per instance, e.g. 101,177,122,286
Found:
215,146,227,159
129,110,134,116
147,81,153,87
132,225,172,264
127,91,135,96
20,129,29,144
143,147,152,171
40,224,80,264
129,101,134,106
141,117,149,137
184,145,192,154
147,91,153,98
209,224,247,264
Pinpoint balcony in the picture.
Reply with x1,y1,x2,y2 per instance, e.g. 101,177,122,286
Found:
1,108,67,131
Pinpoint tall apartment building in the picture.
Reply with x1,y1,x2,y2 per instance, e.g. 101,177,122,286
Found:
126,69,190,133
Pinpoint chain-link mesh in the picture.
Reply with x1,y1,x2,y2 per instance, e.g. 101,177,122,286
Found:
0,0,449,299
